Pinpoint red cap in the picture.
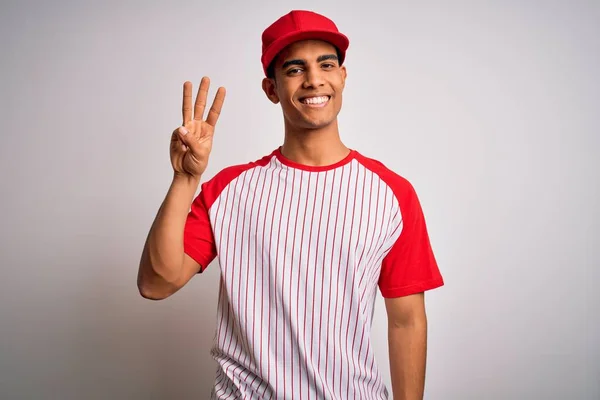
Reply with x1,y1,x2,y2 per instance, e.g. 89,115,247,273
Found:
261,10,349,77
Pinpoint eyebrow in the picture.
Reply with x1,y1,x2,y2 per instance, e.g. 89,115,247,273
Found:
281,54,339,69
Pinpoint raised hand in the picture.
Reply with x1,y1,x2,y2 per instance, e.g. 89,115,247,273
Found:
170,77,226,180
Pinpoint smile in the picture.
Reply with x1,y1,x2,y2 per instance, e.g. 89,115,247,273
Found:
300,95,330,107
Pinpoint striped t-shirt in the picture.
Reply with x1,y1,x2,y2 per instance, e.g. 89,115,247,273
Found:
184,147,444,399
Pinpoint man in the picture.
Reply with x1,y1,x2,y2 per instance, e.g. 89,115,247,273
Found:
137,9,444,400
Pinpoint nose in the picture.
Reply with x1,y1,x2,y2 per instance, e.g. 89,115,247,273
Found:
302,66,325,89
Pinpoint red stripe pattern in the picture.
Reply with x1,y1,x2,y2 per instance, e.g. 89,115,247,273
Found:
183,148,444,399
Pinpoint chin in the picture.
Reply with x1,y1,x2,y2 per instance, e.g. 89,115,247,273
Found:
297,117,336,130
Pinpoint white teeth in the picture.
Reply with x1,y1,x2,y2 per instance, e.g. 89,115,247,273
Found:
303,96,329,104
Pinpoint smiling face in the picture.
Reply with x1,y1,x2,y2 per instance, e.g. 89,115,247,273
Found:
262,39,347,131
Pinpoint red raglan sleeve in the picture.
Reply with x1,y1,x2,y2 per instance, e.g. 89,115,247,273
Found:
378,180,444,298
183,183,217,273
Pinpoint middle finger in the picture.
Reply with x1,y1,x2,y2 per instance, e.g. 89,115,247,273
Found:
194,76,210,121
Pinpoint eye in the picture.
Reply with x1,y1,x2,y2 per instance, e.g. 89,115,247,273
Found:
286,67,303,76
321,62,336,69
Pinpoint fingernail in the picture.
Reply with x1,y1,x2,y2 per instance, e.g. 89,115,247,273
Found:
179,127,188,135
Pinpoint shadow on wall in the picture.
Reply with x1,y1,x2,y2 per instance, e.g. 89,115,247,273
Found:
67,240,221,399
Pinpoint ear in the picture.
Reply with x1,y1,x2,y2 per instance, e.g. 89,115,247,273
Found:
262,77,280,104
340,65,347,88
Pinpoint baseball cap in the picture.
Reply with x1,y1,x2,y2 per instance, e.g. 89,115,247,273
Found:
261,10,350,77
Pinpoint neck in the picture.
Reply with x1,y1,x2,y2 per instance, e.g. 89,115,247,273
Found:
280,119,350,166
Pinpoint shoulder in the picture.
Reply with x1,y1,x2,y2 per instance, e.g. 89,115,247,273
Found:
354,151,429,220
354,151,417,199
208,151,274,184
200,151,275,207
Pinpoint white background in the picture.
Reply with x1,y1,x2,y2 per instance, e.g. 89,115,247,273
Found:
1,0,598,399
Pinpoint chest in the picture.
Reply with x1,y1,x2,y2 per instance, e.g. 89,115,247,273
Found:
209,164,398,270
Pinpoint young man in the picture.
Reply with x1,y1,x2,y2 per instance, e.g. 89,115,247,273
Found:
138,10,444,400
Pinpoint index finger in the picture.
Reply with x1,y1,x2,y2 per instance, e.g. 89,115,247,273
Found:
182,81,193,124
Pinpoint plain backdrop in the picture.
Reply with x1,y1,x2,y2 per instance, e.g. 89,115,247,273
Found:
1,0,598,399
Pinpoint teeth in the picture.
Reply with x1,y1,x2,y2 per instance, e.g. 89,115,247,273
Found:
303,96,329,104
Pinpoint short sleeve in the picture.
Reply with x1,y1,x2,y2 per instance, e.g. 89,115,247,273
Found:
378,182,444,298
183,185,217,272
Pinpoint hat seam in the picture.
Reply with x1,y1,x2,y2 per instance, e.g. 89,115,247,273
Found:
291,10,300,28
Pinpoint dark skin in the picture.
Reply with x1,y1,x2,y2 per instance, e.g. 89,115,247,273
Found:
137,78,226,300
261,39,351,167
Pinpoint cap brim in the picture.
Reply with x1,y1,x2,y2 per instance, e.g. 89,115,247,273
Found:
262,30,349,76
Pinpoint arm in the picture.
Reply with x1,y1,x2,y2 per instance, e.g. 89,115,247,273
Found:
384,292,428,400
137,78,225,300
137,174,203,300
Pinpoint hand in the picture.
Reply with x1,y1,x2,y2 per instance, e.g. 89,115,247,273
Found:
170,77,226,180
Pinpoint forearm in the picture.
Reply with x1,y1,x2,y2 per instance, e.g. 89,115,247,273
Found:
138,174,200,293
388,316,428,400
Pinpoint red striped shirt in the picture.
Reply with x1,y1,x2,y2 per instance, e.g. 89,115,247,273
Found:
184,148,444,399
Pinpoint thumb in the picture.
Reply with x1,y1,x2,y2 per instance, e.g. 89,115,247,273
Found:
177,126,192,145
177,125,203,154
